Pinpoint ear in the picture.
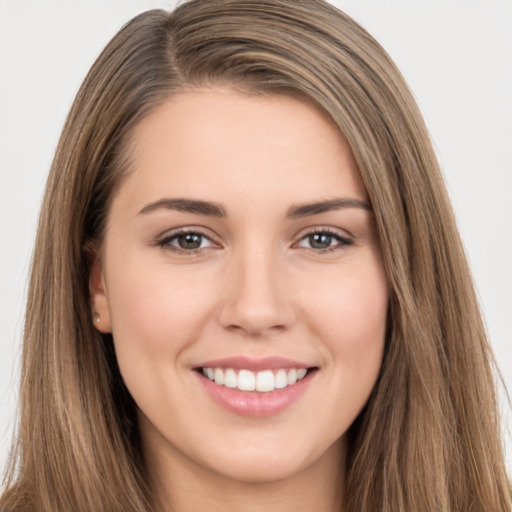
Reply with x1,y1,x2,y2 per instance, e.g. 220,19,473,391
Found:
89,251,113,334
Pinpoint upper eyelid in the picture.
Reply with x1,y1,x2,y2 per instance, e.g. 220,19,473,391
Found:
157,226,216,241
294,225,353,241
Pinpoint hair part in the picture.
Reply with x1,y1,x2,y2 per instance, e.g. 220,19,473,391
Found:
2,1,510,511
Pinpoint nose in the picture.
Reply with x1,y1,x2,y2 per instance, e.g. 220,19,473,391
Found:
217,246,296,337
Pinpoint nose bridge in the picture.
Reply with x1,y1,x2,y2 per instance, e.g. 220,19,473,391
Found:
218,238,294,335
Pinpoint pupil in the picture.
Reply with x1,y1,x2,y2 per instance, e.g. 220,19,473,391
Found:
178,233,202,249
309,233,331,249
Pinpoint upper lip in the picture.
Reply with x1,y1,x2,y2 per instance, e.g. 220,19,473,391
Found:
194,356,314,372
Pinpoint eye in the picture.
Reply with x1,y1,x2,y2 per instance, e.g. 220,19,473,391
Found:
296,230,353,252
157,230,217,252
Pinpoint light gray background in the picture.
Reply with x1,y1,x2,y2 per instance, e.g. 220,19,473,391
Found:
1,0,511,475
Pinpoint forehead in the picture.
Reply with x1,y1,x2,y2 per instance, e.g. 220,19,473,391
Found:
115,88,367,214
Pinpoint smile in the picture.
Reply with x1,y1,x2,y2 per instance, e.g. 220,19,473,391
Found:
194,357,317,417
200,367,308,392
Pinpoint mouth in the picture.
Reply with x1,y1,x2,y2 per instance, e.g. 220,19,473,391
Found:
193,357,318,417
196,366,312,392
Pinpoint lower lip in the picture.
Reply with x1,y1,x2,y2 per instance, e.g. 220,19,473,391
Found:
196,370,315,417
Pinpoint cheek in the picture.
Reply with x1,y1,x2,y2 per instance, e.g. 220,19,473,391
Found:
104,252,218,358
301,255,388,403
305,263,388,353
103,253,222,417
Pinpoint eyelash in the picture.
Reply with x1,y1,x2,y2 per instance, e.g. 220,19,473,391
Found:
155,228,217,255
155,227,353,255
294,228,353,253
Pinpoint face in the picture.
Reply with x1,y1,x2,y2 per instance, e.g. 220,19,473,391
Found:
92,89,388,485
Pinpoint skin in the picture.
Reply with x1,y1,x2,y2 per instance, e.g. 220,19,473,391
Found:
91,89,388,512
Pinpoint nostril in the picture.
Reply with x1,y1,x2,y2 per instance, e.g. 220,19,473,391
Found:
225,322,288,336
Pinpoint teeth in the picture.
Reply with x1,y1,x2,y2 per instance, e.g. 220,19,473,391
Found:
256,370,274,392
201,367,309,392
297,368,307,380
214,368,224,385
275,369,288,389
224,368,237,388
238,369,256,391
287,369,297,385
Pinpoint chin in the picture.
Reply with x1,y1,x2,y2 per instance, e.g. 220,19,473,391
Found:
206,452,313,485
197,433,344,486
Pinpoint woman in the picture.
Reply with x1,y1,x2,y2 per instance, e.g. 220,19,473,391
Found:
1,0,510,510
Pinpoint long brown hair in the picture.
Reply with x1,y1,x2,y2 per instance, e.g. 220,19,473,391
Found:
2,1,510,510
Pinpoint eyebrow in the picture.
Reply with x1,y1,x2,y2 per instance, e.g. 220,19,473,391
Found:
137,196,371,218
286,198,371,218
138,198,226,217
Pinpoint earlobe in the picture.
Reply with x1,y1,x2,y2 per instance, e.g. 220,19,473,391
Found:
89,253,113,333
